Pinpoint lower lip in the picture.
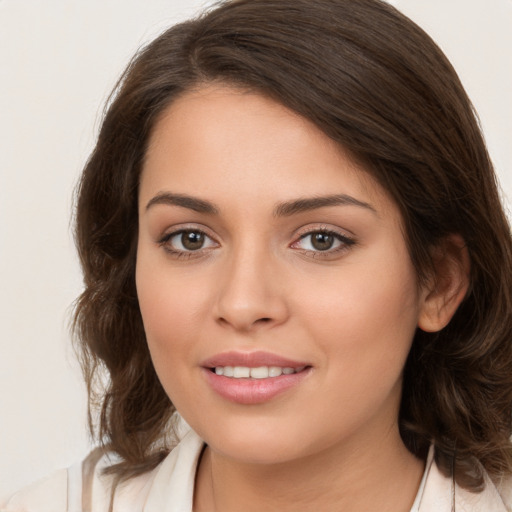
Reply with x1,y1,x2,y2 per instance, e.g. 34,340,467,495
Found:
202,368,311,405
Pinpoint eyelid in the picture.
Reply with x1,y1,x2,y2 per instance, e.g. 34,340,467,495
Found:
155,222,355,259
156,223,220,257
156,223,218,243
293,223,355,241
290,224,356,255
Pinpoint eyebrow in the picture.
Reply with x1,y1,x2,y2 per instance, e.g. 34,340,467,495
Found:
145,192,219,214
145,192,376,217
273,194,377,217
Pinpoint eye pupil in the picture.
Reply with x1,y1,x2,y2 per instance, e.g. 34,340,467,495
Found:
311,232,334,251
181,231,205,250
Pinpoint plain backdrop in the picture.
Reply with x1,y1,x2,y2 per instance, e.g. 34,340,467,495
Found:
1,0,511,501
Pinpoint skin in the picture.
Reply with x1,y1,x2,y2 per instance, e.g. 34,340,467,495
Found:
136,85,458,511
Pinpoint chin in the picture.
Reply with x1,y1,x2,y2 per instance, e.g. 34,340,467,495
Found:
190,413,333,466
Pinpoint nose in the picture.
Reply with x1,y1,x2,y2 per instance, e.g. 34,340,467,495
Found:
213,245,289,333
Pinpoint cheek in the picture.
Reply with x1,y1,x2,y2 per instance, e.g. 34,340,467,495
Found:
300,254,421,382
138,276,205,345
136,237,211,330
135,252,210,385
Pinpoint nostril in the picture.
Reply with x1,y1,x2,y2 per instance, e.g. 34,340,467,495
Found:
216,309,284,331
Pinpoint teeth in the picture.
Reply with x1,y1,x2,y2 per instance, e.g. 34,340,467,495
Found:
213,365,305,379
250,366,269,379
268,366,283,377
233,366,250,378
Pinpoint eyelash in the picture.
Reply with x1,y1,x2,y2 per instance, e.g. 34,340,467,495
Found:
157,227,356,260
157,228,218,259
292,228,356,257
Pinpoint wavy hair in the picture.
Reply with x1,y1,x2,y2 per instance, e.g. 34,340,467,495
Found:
73,0,512,488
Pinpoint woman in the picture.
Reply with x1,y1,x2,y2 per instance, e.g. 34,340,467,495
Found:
4,0,512,510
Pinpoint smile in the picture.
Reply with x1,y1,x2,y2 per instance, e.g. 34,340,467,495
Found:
213,366,306,379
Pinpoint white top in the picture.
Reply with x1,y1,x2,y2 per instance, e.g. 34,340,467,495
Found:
3,425,512,512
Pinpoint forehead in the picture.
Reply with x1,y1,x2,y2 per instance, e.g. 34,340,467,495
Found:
141,85,395,218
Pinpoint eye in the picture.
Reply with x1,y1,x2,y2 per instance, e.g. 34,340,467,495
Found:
292,229,355,254
159,229,217,254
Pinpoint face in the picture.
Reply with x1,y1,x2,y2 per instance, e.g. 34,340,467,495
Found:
136,85,428,465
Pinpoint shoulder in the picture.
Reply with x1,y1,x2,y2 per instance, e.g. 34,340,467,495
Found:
453,473,512,512
1,468,69,512
1,424,204,512
494,473,512,511
417,447,512,512
0,448,151,512
0,449,155,512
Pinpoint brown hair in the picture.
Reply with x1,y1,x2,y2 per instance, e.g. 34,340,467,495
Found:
74,0,512,489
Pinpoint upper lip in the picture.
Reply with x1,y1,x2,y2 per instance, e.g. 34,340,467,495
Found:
201,351,310,369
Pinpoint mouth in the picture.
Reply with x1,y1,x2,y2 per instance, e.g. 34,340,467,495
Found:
209,365,308,379
201,351,312,404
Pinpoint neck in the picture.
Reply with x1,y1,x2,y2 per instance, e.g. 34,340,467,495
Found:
193,425,424,512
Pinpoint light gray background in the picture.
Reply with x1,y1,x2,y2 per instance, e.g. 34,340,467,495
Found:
1,0,511,501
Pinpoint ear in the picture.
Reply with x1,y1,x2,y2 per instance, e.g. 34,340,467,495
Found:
418,234,470,333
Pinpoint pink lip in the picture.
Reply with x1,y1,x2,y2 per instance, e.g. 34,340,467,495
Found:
201,350,309,369
201,351,312,405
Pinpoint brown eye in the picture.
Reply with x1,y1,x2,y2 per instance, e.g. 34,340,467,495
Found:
310,232,335,251
161,229,217,254
292,229,355,255
181,230,205,250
